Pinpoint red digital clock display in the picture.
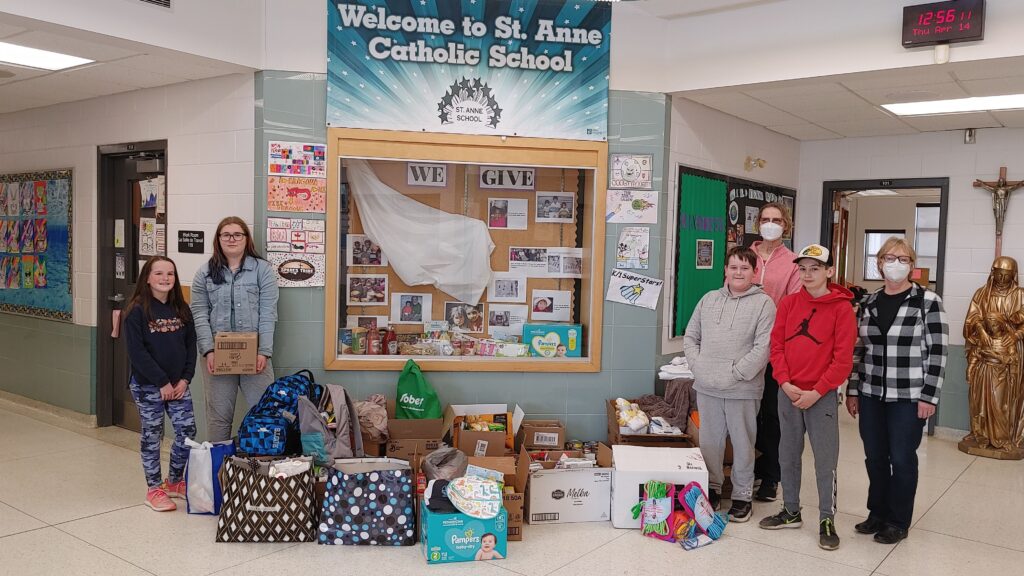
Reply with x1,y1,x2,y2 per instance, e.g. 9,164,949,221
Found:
903,0,985,47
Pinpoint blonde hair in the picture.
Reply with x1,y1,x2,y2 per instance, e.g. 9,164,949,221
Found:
756,202,793,236
875,236,916,276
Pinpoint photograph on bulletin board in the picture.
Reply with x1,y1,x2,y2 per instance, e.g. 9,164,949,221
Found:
0,169,73,321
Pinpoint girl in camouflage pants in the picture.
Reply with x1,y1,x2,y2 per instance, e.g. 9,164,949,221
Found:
123,257,198,512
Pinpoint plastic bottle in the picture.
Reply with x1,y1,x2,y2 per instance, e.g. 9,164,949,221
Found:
383,327,398,355
367,327,382,355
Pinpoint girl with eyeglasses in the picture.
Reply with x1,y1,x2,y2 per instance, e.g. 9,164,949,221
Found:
190,216,279,442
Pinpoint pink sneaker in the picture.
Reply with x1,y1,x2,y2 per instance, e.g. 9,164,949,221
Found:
160,479,186,499
146,487,177,512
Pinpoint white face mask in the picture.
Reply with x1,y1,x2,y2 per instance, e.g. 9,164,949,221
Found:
760,222,784,241
883,261,912,283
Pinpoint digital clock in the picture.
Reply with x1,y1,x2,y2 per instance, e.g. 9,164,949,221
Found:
903,0,984,47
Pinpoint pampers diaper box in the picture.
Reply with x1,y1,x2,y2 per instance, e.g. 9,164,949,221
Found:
523,323,582,357
421,502,508,564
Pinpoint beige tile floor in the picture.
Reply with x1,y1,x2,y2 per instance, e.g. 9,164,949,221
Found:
1,404,1023,576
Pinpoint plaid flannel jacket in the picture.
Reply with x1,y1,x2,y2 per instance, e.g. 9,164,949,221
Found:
848,283,948,405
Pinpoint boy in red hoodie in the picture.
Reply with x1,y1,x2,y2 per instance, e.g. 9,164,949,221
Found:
758,244,856,552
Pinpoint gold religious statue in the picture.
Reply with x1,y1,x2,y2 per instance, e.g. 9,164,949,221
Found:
974,167,1024,258
960,256,1024,459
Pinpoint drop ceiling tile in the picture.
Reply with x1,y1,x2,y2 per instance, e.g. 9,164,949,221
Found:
748,88,870,115
817,117,919,138
900,111,1002,132
682,92,804,125
64,63,188,89
0,63,49,86
745,82,849,100
950,57,1024,81
840,68,956,90
851,82,970,105
960,77,1024,97
989,110,1024,128
115,53,248,80
766,124,842,140
5,30,139,62
797,105,893,124
0,22,26,39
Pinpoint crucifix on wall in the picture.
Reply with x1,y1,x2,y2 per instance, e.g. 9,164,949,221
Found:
974,167,1024,258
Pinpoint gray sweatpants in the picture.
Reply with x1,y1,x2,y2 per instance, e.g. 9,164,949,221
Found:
696,392,759,502
203,359,275,442
778,388,839,521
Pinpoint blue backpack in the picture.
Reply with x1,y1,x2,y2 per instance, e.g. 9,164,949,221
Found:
237,370,320,456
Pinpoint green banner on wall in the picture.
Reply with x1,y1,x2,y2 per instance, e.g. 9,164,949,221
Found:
673,173,727,336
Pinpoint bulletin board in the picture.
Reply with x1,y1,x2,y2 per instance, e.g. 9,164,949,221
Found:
325,128,607,372
342,160,582,336
0,169,73,321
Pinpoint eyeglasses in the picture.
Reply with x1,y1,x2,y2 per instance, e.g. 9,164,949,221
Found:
882,255,913,264
219,232,246,241
759,218,784,225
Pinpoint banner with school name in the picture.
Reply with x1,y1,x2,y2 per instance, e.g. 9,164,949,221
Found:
327,0,610,141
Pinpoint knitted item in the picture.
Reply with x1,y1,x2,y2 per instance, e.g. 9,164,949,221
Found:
631,480,677,540
680,482,727,540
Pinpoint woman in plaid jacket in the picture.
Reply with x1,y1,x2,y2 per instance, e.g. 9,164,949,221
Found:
846,237,948,545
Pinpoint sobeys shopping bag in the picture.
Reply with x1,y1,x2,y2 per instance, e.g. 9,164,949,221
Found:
395,359,442,419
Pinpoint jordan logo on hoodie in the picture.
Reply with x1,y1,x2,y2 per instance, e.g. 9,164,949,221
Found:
785,308,822,344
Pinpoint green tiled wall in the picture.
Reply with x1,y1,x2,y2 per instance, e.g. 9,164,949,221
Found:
0,313,95,414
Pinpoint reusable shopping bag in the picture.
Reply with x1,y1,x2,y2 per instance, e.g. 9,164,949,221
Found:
184,438,235,515
395,359,442,419
216,456,317,543
318,458,416,546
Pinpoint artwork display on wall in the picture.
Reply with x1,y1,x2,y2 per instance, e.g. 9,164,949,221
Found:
0,169,73,321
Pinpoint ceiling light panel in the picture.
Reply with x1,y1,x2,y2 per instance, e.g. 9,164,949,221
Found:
0,40,92,70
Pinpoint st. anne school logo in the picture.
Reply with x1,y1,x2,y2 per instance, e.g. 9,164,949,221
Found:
438,77,502,130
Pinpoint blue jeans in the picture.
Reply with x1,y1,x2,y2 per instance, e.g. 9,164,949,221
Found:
858,396,926,530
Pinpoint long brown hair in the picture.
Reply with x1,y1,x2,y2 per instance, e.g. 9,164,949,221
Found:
207,216,262,284
123,256,192,325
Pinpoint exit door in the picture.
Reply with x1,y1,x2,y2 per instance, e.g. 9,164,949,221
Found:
96,141,167,430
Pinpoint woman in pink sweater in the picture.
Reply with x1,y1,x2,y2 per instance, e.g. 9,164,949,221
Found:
749,202,801,502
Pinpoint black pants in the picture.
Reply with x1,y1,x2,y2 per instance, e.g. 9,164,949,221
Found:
754,363,781,484
858,396,926,530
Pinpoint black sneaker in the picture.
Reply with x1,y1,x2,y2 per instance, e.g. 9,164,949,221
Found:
728,500,752,523
819,518,840,551
754,480,778,502
873,525,908,544
759,507,802,530
855,517,886,535
709,490,722,511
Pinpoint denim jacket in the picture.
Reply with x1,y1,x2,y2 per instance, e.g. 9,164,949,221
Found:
191,256,279,357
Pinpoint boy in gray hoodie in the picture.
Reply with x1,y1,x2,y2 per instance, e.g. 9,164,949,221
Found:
683,246,776,522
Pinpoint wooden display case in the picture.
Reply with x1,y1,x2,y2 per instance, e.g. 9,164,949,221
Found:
324,129,607,372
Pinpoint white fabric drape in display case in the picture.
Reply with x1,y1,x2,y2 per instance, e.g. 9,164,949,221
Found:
345,159,494,305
